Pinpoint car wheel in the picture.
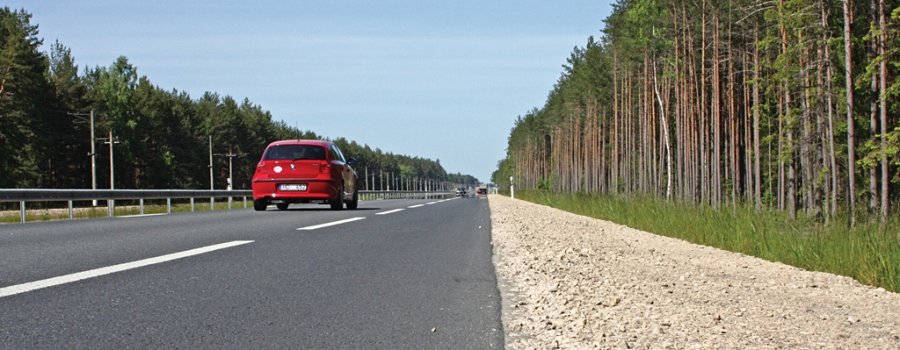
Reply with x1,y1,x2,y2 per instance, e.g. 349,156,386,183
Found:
276,203,289,211
330,185,344,210
346,188,359,210
253,199,268,211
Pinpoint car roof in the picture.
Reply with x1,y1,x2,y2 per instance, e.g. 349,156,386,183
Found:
267,139,332,147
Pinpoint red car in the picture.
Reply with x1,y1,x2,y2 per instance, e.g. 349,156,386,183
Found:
252,140,358,211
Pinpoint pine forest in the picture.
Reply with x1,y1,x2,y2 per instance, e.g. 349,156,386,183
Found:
494,0,899,226
0,8,478,193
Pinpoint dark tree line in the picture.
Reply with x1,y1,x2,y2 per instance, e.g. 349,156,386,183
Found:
494,0,898,225
0,8,476,191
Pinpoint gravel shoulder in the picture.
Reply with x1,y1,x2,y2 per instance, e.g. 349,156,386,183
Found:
489,195,900,349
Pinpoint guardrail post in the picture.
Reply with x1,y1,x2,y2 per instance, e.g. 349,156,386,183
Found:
190,197,195,212
107,199,113,218
20,201,26,223
68,200,74,220
210,197,215,211
167,198,172,214
228,196,233,210
243,196,247,208
139,198,145,215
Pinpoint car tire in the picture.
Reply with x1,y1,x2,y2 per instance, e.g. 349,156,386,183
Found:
346,188,359,210
276,203,289,211
253,199,268,211
330,185,344,210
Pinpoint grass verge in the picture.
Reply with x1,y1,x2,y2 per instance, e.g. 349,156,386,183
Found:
514,190,900,293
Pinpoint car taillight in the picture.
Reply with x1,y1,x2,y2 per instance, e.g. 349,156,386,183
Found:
319,161,331,174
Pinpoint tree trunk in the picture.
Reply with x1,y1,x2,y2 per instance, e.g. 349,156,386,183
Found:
613,51,620,194
727,8,737,208
817,2,831,222
780,0,797,219
713,11,722,208
870,0,880,212
653,59,673,200
799,33,815,214
753,23,763,212
843,0,857,227
823,3,839,219
879,0,889,222
701,0,709,206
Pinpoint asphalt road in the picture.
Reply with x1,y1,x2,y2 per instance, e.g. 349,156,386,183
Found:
0,196,503,349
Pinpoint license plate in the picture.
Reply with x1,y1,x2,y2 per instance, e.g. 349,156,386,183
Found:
278,184,307,191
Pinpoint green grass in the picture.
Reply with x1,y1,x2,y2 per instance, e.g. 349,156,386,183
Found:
514,190,900,293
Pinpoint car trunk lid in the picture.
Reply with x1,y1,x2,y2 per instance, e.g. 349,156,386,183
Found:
258,145,329,180
263,159,327,179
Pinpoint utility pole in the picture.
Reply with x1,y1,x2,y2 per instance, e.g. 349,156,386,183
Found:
214,148,241,190
90,111,96,195
228,153,233,190
68,110,97,205
213,148,240,209
208,135,214,191
99,130,120,215
101,130,120,190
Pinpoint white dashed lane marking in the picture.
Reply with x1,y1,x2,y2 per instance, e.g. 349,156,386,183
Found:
297,217,366,231
0,240,255,299
375,209,404,215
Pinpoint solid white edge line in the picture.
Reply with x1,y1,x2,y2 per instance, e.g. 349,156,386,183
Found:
426,201,438,205
375,209,404,215
407,204,425,208
0,240,254,299
297,217,366,230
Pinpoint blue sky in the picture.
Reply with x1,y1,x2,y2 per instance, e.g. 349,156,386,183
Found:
10,0,613,182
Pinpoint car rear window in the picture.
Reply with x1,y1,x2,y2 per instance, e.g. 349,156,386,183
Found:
263,145,326,161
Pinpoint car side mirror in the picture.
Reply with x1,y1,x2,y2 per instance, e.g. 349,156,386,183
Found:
347,158,357,165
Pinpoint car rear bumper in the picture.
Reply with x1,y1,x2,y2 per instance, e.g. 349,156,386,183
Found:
252,179,339,201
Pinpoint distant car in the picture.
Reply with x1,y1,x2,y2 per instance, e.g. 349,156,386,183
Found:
476,187,487,195
456,187,468,197
252,140,358,211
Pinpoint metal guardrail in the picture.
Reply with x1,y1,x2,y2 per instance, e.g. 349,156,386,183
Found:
0,189,251,202
358,190,454,201
0,189,252,224
0,189,454,224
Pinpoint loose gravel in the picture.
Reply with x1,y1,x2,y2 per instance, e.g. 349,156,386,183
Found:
489,195,900,349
